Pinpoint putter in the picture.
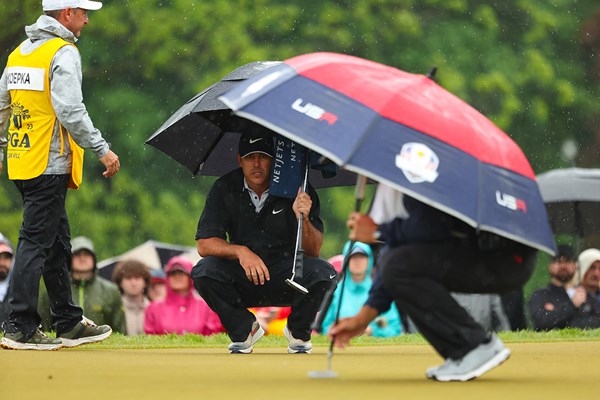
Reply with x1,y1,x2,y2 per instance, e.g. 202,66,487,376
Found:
285,162,310,294
308,175,367,379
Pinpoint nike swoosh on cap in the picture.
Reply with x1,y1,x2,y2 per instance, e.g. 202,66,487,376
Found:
249,138,263,144
329,274,336,279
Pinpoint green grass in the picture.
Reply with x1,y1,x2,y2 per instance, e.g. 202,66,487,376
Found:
25,328,598,350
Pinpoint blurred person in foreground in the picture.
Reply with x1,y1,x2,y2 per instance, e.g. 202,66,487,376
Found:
145,256,224,335
112,259,152,335
0,0,119,350
0,235,14,326
192,133,336,354
528,245,600,330
329,184,537,381
38,236,126,334
321,241,401,338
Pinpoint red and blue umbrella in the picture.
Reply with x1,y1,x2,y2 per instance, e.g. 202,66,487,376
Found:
220,52,556,255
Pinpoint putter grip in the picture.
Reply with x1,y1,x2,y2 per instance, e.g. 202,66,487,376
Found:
295,248,304,279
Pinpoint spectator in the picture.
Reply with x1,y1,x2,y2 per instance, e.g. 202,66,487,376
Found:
38,236,126,333
145,256,224,335
321,241,402,337
451,293,510,332
192,132,336,354
112,260,152,335
575,248,600,304
148,269,167,302
529,245,600,330
0,235,14,326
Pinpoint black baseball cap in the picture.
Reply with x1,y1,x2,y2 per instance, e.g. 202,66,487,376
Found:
551,244,576,262
238,134,274,158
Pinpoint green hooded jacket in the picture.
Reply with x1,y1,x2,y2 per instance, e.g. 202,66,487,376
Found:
38,272,126,333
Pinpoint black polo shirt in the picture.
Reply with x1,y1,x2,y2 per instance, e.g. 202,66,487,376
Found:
196,168,324,266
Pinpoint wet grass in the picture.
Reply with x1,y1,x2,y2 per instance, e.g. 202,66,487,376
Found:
26,328,599,350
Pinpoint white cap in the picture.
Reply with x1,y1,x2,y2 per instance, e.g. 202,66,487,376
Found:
43,0,103,11
577,248,600,284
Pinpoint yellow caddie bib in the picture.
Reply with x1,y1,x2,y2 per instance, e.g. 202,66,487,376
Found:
6,37,84,189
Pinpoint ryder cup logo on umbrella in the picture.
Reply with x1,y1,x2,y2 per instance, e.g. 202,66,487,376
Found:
395,142,439,184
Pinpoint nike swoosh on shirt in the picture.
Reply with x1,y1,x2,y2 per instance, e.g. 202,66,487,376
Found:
249,138,263,144
272,209,284,214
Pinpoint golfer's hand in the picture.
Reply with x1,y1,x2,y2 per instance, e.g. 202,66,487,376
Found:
328,316,369,349
347,212,379,243
100,150,120,178
238,246,270,285
292,187,312,220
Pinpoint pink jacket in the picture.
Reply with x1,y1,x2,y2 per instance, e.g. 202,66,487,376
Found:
144,256,224,335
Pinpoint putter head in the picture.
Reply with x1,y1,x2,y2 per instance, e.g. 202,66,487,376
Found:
285,279,309,294
308,370,338,379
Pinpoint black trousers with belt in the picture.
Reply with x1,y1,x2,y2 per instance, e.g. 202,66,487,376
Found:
3,175,82,337
379,240,536,360
193,255,336,342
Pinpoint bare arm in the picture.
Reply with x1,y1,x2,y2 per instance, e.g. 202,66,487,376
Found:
293,188,323,257
197,237,270,285
347,212,380,243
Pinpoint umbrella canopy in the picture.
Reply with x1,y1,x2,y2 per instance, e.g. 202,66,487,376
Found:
220,52,556,255
96,240,199,281
536,168,600,237
145,61,358,188
145,61,281,175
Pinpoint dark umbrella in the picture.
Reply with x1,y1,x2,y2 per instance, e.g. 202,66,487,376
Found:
145,61,281,175
536,167,600,238
145,61,358,188
220,52,556,255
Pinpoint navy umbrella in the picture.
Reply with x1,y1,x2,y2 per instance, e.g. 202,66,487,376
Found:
220,52,556,255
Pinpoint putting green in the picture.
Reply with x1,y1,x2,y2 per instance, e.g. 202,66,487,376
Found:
2,342,597,399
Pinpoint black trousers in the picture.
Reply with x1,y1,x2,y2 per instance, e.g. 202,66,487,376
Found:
4,175,82,337
193,255,336,342
379,240,536,360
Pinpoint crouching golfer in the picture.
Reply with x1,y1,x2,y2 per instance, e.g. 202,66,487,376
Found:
329,184,537,381
192,133,336,354
0,0,119,350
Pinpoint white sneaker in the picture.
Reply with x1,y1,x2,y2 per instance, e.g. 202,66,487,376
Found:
283,325,312,354
228,320,264,354
428,334,510,382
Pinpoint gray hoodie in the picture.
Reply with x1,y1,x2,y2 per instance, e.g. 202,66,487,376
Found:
0,15,109,173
